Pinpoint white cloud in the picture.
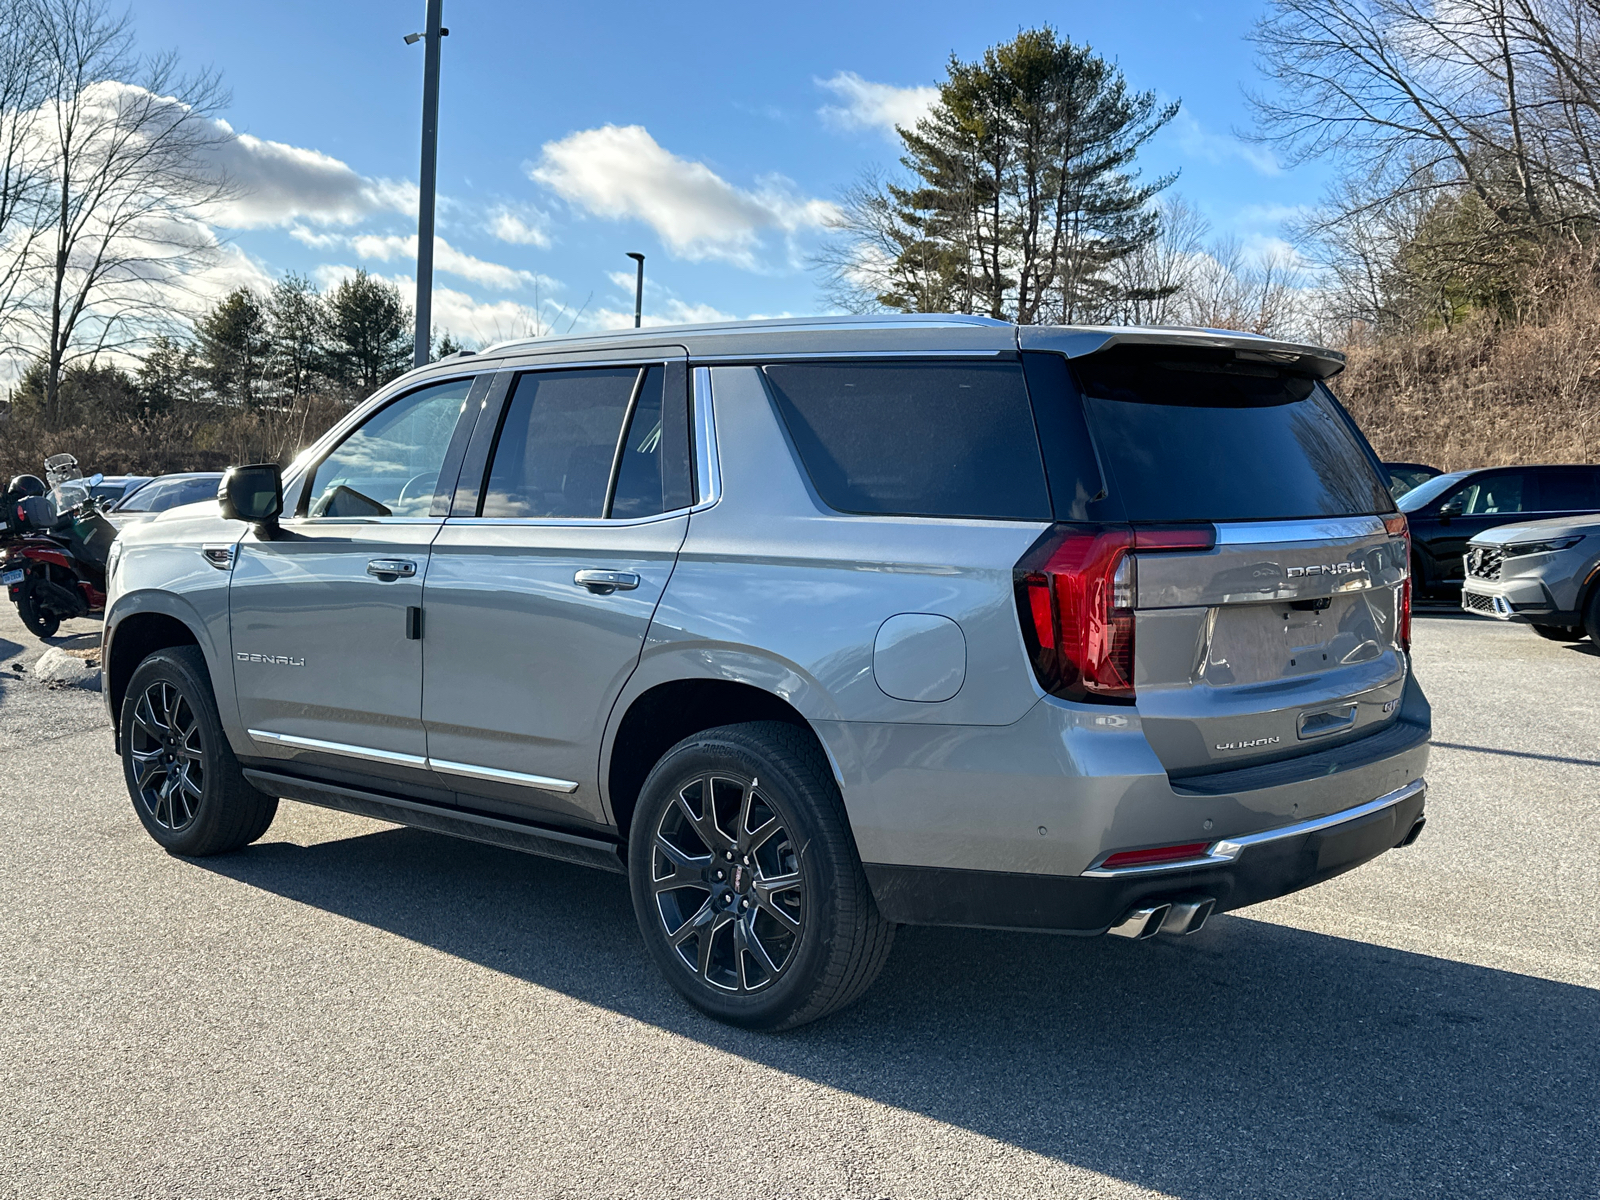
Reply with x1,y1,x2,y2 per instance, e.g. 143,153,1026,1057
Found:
528,124,838,268
816,71,937,136
1171,112,1280,175
206,127,416,228
304,231,553,292
487,205,552,248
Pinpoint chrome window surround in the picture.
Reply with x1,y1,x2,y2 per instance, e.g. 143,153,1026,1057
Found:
1081,778,1425,878
248,729,579,795
693,365,722,509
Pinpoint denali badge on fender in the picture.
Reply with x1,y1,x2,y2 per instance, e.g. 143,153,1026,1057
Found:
1216,736,1282,751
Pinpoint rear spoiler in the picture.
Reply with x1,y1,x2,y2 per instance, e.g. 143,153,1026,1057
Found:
1018,325,1346,380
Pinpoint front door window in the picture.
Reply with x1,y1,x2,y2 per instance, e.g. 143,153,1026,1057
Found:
305,378,471,518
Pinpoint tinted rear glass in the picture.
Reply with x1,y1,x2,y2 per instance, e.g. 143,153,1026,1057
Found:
762,360,1051,520
1071,348,1393,522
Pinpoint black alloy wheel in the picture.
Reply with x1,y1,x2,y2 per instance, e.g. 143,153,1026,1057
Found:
629,721,894,1031
128,679,206,832
120,645,278,856
650,771,805,994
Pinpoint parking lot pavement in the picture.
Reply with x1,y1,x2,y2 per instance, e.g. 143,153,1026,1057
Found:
0,608,1596,1200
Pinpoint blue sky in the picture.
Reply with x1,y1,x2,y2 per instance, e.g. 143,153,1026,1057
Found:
127,0,1325,342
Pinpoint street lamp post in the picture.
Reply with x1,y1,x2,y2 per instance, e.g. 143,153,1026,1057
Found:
626,252,645,328
407,0,447,368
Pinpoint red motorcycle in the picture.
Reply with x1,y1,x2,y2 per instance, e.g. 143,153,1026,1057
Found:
1,457,117,640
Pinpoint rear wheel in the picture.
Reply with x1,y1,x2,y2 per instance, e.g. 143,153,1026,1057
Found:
1531,623,1585,642
628,721,894,1030
16,584,60,639
121,645,278,855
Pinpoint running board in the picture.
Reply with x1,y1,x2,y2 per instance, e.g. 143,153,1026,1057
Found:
242,768,625,874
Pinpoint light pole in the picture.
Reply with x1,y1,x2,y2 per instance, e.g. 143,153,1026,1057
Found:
406,1,447,368
626,252,645,328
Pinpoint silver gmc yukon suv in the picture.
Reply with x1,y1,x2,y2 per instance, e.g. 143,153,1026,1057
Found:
104,315,1430,1030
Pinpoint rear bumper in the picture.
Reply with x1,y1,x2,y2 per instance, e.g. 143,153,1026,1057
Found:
864,779,1426,934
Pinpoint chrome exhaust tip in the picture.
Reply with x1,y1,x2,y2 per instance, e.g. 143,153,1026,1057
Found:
1159,897,1216,936
1106,904,1171,940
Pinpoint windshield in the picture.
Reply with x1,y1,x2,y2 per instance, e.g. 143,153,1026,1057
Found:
1397,471,1469,512
114,476,218,513
1069,348,1394,522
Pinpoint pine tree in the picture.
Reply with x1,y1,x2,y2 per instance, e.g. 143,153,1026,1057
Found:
195,288,271,407
266,274,327,397
325,270,412,394
833,28,1178,323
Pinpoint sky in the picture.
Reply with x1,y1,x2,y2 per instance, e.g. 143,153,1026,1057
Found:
120,0,1327,345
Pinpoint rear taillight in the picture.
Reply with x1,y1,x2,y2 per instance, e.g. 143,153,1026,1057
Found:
1385,513,1412,652
1015,522,1215,703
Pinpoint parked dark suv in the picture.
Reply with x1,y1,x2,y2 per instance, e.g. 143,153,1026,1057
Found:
1400,465,1600,602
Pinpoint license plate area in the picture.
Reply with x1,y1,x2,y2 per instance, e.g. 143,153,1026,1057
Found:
2,569,24,586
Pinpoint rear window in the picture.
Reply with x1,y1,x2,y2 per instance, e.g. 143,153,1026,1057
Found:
762,360,1051,520
1069,347,1393,522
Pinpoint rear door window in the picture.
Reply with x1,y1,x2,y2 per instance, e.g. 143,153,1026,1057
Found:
1535,467,1600,512
1063,347,1393,522
761,360,1051,520
482,369,637,519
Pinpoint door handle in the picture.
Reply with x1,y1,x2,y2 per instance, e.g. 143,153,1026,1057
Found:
367,559,417,579
574,569,640,594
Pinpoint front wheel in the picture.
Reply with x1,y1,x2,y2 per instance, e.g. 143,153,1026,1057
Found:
15,584,60,639
121,645,278,855
1531,623,1585,642
628,721,894,1030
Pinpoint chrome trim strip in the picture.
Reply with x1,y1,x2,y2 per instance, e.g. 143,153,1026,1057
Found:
441,510,685,529
1213,516,1387,546
690,349,1009,363
692,365,722,508
248,730,581,795
1082,778,1426,878
427,758,580,795
247,729,428,768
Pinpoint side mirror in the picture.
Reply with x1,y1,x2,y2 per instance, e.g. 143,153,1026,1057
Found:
1438,500,1463,520
219,463,284,535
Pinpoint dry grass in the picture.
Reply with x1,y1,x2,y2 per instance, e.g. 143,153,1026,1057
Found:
0,393,352,484
1333,252,1600,470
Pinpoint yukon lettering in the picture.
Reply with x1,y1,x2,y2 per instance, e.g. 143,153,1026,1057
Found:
1215,736,1282,751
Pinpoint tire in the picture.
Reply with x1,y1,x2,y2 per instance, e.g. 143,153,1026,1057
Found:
628,721,894,1031
1530,622,1585,642
16,585,60,639
120,645,278,856
1585,588,1600,645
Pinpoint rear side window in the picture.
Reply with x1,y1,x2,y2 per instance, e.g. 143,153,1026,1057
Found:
762,360,1051,520
1067,347,1393,522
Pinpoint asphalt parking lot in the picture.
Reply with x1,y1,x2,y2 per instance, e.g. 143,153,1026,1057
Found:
1,604,1596,1199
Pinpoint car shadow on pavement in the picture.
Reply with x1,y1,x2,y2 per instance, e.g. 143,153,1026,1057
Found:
199,827,1599,1200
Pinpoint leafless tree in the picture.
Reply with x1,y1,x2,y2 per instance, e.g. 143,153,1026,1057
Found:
0,0,48,357
13,0,233,421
